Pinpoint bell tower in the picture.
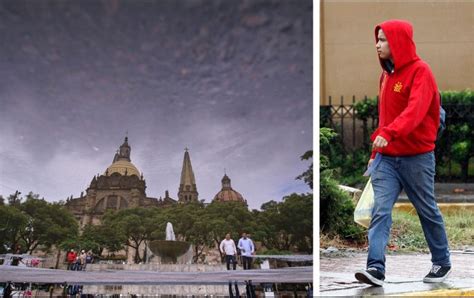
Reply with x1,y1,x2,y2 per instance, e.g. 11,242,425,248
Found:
178,148,198,203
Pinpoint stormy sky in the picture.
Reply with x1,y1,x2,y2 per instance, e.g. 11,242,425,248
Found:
0,0,312,210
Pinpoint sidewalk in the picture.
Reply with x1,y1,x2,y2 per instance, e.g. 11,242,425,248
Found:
320,251,474,296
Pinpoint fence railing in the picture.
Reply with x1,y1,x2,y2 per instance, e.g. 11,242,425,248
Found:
321,96,474,182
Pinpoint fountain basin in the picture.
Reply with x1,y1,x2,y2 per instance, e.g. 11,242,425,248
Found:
148,240,191,264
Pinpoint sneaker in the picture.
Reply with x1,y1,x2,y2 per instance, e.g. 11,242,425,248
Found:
355,267,385,286
423,265,451,283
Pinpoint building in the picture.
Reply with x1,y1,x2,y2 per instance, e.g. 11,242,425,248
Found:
320,1,474,104
177,149,199,203
65,137,247,227
65,137,178,227
213,173,247,205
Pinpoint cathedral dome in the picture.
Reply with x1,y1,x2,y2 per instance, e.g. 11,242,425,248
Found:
106,160,140,177
104,136,141,177
213,189,245,203
213,174,246,204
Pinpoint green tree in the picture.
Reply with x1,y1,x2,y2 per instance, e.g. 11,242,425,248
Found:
296,150,313,189
256,194,313,253
103,208,159,263
19,193,79,254
79,223,126,257
7,191,22,208
203,201,255,260
158,202,214,262
0,204,28,253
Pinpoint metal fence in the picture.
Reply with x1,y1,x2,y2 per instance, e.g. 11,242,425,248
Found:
321,96,474,182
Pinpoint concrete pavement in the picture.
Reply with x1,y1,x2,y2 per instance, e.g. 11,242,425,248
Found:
320,251,474,296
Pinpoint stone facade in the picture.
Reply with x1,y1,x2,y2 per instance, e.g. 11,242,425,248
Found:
65,137,177,227
65,137,247,227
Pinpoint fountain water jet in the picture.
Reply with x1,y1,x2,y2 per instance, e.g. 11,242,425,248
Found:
148,222,191,264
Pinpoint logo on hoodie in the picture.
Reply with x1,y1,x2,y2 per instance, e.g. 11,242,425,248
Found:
393,82,403,93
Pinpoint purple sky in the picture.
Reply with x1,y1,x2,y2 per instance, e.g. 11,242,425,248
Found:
0,0,312,209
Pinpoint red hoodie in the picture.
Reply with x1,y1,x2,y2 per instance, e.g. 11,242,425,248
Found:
371,20,440,158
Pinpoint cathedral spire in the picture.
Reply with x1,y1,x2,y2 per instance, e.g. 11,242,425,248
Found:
178,148,198,203
221,173,232,190
116,136,131,162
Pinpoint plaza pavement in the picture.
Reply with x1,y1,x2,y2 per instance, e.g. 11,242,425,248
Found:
320,251,474,296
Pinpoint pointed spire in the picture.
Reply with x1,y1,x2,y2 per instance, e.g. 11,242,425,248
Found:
178,148,198,203
112,135,131,162
118,136,131,161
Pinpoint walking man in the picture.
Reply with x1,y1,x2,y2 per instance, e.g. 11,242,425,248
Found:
220,233,239,297
355,19,451,286
220,233,237,270
238,232,255,270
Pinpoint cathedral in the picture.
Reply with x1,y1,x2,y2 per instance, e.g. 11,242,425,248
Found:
65,137,247,227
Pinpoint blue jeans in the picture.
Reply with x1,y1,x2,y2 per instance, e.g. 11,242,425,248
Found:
367,152,450,273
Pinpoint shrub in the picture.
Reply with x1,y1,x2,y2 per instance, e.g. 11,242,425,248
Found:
437,89,474,181
320,128,365,242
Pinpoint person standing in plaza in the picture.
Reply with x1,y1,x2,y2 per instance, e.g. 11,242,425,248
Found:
85,251,94,265
238,232,255,270
220,233,238,270
220,233,239,297
355,19,451,286
79,250,87,270
66,249,77,270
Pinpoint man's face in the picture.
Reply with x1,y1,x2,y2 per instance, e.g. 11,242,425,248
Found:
242,233,247,239
376,29,392,60
225,233,230,240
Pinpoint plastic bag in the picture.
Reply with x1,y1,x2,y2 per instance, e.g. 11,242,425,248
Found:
354,177,374,228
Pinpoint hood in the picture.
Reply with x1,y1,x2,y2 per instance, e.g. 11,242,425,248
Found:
375,20,419,72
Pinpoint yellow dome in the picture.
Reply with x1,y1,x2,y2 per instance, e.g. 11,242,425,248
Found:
106,160,140,177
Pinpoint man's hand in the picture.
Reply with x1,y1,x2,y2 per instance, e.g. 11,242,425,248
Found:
372,135,388,149
368,158,374,167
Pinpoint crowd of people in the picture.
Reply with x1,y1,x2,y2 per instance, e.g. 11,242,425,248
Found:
66,249,94,271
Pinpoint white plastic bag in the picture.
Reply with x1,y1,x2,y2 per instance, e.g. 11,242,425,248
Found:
354,177,374,228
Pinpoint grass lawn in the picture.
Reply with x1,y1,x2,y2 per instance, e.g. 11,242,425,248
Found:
390,209,474,252
321,209,474,252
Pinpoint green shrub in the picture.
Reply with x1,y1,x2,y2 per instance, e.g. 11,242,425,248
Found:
354,97,378,121
438,89,474,181
320,128,365,242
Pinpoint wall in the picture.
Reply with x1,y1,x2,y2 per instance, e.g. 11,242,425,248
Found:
320,0,474,104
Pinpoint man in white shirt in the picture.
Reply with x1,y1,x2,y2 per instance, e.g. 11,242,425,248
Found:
220,233,237,270
238,232,255,270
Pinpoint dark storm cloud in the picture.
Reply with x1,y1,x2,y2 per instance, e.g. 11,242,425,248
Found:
0,0,312,209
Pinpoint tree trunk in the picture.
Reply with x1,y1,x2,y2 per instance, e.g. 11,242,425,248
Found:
214,238,224,262
55,248,61,269
193,244,205,263
28,242,39,255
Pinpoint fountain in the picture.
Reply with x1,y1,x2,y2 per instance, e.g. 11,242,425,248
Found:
166,222,176,241
148,222,191,264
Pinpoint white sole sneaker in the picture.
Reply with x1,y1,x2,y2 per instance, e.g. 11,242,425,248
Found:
355,270,384,287
423,269,451,283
